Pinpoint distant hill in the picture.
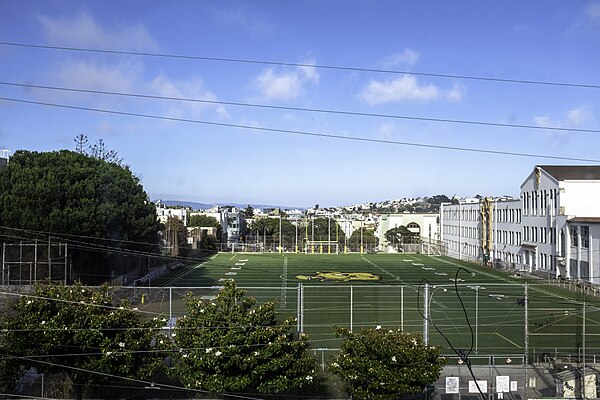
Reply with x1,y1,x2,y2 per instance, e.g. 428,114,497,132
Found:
157,200,304,211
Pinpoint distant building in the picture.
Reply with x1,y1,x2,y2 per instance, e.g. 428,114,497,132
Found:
376,213,440,251
0,149,10,170
155,200,189,226
439,165,600,283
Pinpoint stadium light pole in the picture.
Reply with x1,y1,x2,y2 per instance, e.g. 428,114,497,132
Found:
279,214,282,254
295,218,298,253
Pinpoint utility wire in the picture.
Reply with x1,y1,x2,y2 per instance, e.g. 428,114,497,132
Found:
1,41,600,90
2,81,599,134
2,96,598,163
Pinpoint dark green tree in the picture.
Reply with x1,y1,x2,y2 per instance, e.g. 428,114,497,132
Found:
172,281,315,394
0,282,167,399
384,226,417,250
243,205,255,218
0,150,161,283
330,326,445,399
348,228,379,252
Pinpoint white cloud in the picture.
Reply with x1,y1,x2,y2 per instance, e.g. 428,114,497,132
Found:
445,83,466,102
382,49,420,69
361,76,437,104
379,123,395,139
532,114,556,127
55,59,141,93
37,11,157,50
586,2,600,23
567,105,592,126
147,74,228,120
533,105,593,129
253,62,320,102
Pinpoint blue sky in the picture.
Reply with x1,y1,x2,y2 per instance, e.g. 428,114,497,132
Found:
1,1,599,207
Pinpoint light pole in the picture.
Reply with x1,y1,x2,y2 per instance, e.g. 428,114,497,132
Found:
423,283,448,345
279,214,282,254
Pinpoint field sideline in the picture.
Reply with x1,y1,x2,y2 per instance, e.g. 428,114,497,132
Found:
143,253,600,357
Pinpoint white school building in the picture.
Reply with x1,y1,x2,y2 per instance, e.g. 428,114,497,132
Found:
439,165,600,284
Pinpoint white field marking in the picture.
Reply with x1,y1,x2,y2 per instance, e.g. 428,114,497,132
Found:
280,257,288,309
467,285,485,290
229,254,237,261
404,259,414,262
412,263,424,266
422,267,435,271
362,256,402,282
240,259,249,262
225,272,237,276
435,257,574,303
495,332,522,349
489,294,506,299
235,262,246,266
231,267,241,270
435,272,448,276
449,278,465,282
163,255,216,286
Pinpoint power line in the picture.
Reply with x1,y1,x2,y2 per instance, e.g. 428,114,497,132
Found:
3,81,599,134
2,96,598,163
1,41,600,90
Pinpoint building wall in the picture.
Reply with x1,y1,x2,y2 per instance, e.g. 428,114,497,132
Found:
440,166,600,285
376,213,439,251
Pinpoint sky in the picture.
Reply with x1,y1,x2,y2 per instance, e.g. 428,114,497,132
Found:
0,1,599,208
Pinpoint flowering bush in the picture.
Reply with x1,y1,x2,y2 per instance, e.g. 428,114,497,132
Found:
330,326,445,399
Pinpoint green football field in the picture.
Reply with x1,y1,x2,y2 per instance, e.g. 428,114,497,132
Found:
137,253,600,358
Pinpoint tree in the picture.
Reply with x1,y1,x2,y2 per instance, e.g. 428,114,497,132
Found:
0,150,161,283
74,133,89,154
0,282,167,399
348,228,379,252
163,216,188,257
243,205,254,218
330,326,445,399
172,281,315,394
74,134,123,166
384,226,417,250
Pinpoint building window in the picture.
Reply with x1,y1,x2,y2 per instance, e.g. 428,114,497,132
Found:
581,226,589,248
571,226,579,247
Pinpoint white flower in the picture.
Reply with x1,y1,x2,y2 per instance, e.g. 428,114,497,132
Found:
171,333,176,337
376,325,382,330
106,351,112,356
183,353,189,358
41,320,46,325
118,342,125,348
391,356,397,362
26,300,32,305
305,375,313,381
159,340,164,344
206,348,213,353
133,307,139,311
215,351,222,356
118,306,124,310
81,289,85,293
254,351,259,356
332,362,339,368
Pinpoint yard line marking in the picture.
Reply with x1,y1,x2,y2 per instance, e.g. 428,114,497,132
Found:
240,259,248,262
235,262,246,266
225,272,237,276
280,257,288,310
162,255,216,286
231,267,241,270
495,332,522,349
229,254,237,261
362,256,402,282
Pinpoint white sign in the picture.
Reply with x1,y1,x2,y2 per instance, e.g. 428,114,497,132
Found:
445,377,459,394
469,380,487,393
496,376,510,393
510,381,518,392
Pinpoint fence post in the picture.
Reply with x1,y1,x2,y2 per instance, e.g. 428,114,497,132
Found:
424,283,429,345
524,283,529,400
401,285,404,331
